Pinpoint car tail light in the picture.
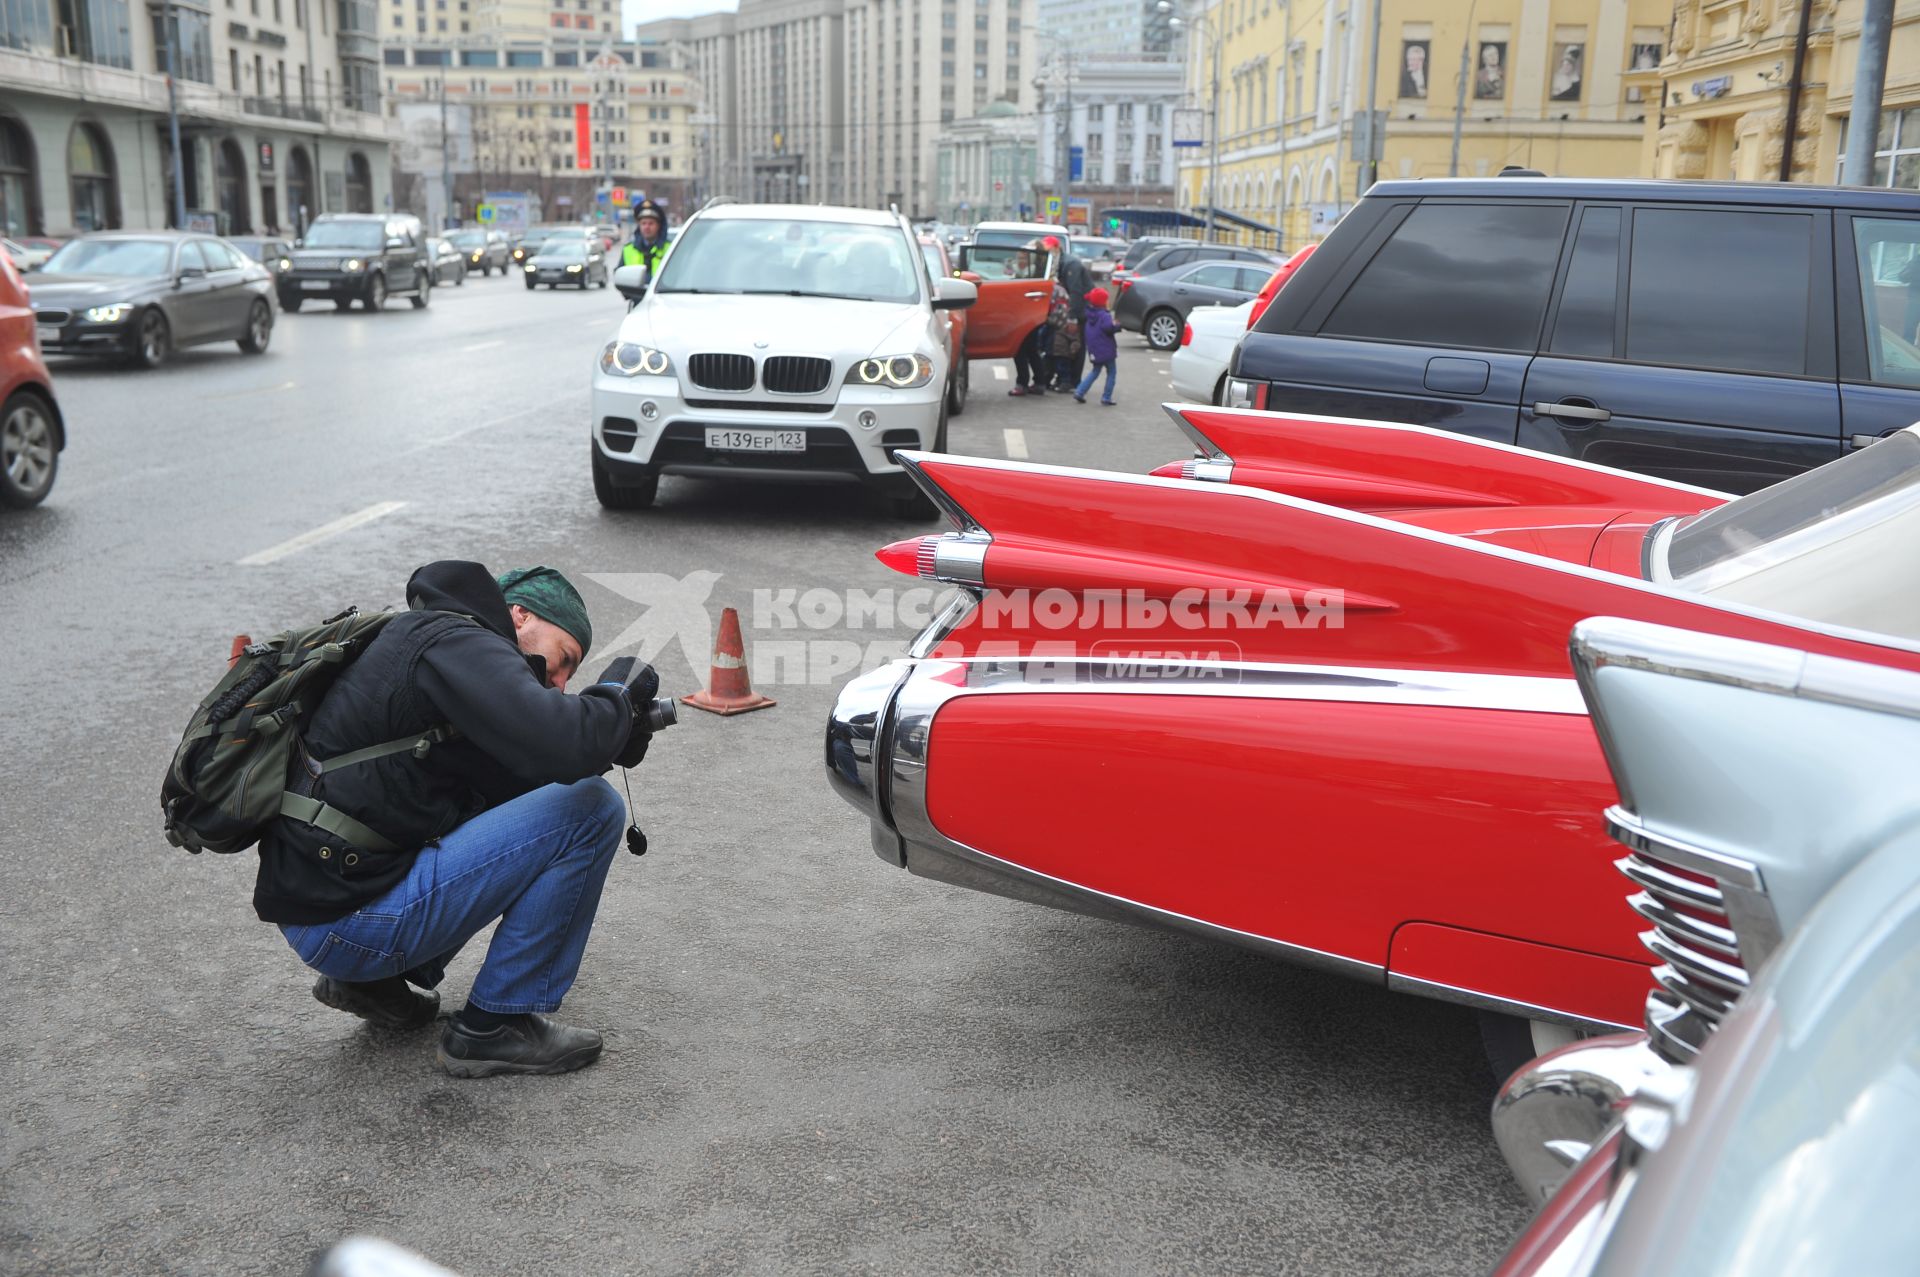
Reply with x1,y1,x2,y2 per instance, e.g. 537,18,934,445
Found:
1222,379,1268,410
1180,322,1193,347
1247,243,1316,329
877,532,989,585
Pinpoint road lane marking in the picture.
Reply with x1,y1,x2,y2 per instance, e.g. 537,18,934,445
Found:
237,501,407,566
207,380,298,401
993,365,1008,381
403,403,558,453
1004,428,1028,459
462,339,506,353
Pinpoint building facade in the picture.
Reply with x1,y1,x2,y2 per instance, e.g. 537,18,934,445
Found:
633,12,740,203
380,35,698,222
1,0,392,236
845,0,1039,214
934,98,1037,220
1175,0,1672,249
736,0,848,204
1641,0,1920,190
1036,0,1175,59
1034,55,1182,223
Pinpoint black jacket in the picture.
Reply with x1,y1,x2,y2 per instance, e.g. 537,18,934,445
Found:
253,561,634,924
1058,253,1093,317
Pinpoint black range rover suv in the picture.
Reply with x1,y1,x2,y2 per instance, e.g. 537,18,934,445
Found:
1230,178,1920,494
281,214,434,313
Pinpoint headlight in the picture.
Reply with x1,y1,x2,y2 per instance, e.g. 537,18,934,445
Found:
274,259,291,272
599,340,672,377
566,264,583,273
525,263,537,273
342,258,364,272
470,252,483,261
847,354,935,389
83,303,134,324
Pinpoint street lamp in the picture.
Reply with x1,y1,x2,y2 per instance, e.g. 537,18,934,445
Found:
1163,1,1221,244
1034,30,1075,227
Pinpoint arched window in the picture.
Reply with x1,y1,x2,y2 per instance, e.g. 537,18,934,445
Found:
345,151,372,213
216,137,249,233
286,145,315,232
68,122,118,231
0,116,38,238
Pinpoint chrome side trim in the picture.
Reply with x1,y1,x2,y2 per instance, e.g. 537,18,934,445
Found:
824,662,914,828
884,660,1382,984
893,654,1588,714
894,451,986,532
1161,401,1232,461
1610,808,1784,971
1384,974,1638,1036
930,535,990,584
1492,1032,1672,1205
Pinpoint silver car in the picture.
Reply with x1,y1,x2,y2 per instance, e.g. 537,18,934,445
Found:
1491,613,1920,1273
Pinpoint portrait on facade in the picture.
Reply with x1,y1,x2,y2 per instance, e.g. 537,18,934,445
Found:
1474,42,1506,99
1625,42,1663,102
1399,40,1430,100
1550,42,1585,102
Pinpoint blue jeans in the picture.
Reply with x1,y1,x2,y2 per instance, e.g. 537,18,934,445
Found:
279,779,625,1014
1075,360,1116,403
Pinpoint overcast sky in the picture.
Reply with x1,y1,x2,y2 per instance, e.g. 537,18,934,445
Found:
623,0,736,25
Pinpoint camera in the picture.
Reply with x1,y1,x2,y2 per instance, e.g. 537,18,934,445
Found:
600,656,677,736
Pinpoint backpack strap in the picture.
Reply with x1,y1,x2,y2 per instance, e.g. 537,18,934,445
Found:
312,724,460,774
278,792,402,854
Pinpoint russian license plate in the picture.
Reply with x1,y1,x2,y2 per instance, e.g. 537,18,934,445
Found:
300,280,331,291
705,428,805,453
35,325,57,344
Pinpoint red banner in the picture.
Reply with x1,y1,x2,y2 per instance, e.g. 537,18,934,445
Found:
574,103,592,172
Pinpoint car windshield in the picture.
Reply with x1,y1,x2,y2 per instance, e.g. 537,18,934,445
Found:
657,218,922,303
1069,239,1109,259
303,222,386,250
1665,429,1920,640
542,240,588,261
920,244,946,277
41,238,173,276
450,231,488,247
229,240,266,260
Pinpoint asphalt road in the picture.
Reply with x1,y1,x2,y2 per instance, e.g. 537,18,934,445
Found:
0,278,1533,1276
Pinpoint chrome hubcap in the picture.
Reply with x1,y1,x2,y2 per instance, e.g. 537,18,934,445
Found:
1150,315,1178,347
3,404,53,492
142,317,162,359
251,308,269,344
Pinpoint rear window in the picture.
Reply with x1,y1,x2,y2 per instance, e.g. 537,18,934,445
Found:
1318,202,1570,352
1624,208,1814,376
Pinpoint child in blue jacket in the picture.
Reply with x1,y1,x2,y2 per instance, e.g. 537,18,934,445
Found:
1073,287,1118,406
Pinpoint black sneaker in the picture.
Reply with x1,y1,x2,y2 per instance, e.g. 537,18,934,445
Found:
437,1014,604,1078
312,975,440,1030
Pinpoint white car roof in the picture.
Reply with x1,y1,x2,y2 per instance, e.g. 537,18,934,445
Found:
974,221,1067,234
700,204,902,227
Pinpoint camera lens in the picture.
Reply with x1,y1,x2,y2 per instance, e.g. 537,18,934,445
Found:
644,697,679,733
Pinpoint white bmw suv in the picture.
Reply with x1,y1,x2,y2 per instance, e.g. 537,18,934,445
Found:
590,203,977,516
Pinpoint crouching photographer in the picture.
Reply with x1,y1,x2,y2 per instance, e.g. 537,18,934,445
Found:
259,561,674,1078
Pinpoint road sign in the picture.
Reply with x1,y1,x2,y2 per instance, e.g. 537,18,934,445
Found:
611,186,629,207
1070,146,1084,181
1044,195,1063,217
476,203,495,222
596,189,611,205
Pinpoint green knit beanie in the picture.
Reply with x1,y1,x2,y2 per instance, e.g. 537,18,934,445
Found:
496,566,593,656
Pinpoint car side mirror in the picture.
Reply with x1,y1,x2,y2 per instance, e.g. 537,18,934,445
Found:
957,270,984,286
293,238,303,248
176,266,206,283
612,263,649,303
933,277,978,311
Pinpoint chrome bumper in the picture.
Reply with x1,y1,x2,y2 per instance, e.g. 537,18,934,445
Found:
1491,1031,1673,1206
825,662,914,865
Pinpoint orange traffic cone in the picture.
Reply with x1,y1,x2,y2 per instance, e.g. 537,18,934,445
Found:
682,606,776,716
228,634,253,669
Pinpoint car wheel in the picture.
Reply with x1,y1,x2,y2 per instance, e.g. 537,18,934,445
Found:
946,344,969,416
455,266,466,286
411,273,430,309
0,390,58,509
238,299,273,354
592,449,658,510
365,274,387,311
525,276,535,290
1145,308,1183,352
130,308,170,369
1211,372,1227,406
334,299,353,312
283,296,303,313
1477,1012,1585,1086
597,272,608,289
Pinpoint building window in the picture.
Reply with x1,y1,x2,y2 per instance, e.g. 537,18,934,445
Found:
1839,109,1920,187
345,149,373,212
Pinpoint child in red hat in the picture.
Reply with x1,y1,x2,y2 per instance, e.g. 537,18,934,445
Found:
1073,286,1118,405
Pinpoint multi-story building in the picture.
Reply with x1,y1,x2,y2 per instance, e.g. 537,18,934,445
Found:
1037,0,1175,58
381,36,699,222
1034,55,1182,223
0,0,391,236
934,98,1037,220
737,0,848,203
1641,0,1920,190
1174,0,1672,249
633,12,740,202
846,0,1039,214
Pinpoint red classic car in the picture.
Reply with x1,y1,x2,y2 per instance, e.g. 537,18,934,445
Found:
825,407,1920,1065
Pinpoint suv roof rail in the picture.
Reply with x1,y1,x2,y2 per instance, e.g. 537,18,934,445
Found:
1497,166,1549,177
699,195,735,212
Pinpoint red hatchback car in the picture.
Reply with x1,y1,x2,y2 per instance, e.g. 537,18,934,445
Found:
0,253,64,507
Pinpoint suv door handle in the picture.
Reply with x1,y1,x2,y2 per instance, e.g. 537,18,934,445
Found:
1534,400,1612,423
1022,290,1047,298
